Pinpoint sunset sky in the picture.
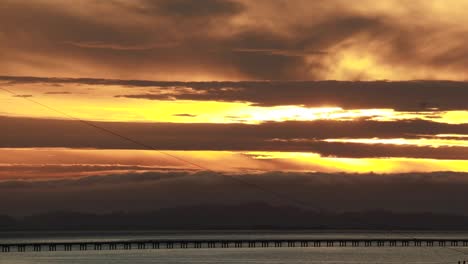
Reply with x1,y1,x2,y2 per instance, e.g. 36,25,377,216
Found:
0,0,467,216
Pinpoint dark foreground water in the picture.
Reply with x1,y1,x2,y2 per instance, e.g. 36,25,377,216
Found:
1,231,468,264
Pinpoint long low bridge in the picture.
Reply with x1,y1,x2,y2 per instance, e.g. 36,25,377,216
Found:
2,238,468,252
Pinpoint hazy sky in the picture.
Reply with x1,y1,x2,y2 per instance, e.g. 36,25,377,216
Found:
0,0,467,215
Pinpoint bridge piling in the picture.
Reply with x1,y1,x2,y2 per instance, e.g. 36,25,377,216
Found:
1,245,10,252
3,238,468,253
109,243,117,250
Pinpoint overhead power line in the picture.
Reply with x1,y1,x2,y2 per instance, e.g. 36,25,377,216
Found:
1,86,316,210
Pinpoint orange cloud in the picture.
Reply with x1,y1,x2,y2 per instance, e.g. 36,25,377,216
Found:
1,148,466,181
2,1,468,80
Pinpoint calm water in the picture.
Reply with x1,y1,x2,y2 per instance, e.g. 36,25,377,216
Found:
1,231,468,264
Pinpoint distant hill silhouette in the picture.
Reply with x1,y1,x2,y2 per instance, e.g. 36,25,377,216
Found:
0,214,16,227
2,203,468,231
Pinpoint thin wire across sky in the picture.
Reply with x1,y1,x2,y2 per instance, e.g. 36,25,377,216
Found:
0,86,317,210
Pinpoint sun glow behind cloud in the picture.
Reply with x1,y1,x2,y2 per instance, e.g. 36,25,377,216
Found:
326,51,393,81
1,89,466,125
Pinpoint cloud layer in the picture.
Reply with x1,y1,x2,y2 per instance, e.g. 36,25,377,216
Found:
2,76,468,110
1,116,467,159
1,1,468,220
2,0,468,80
2,170,468,216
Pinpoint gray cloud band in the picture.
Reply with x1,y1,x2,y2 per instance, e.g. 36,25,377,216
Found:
1,116,467,159
2,76,468,110
1,171,468,216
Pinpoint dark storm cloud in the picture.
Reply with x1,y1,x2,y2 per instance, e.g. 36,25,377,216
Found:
2,76,468,110
1,116,467,159
2,170,468,216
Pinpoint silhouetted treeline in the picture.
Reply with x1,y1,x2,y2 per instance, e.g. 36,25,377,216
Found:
2,203,468,231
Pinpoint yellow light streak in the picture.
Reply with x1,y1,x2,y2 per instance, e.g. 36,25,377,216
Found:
435,134,468,138
246,151,468,173
0,148,465,179
0,83,466,124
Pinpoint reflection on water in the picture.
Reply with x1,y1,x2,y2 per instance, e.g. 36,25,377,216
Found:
2,247,468,264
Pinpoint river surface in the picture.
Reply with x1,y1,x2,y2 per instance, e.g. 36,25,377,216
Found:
1,230,468,263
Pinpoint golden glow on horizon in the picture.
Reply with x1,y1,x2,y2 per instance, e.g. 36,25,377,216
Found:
246,151,468,173
0,148,466,180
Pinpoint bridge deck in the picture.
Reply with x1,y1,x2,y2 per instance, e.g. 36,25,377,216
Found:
2,238,468,252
